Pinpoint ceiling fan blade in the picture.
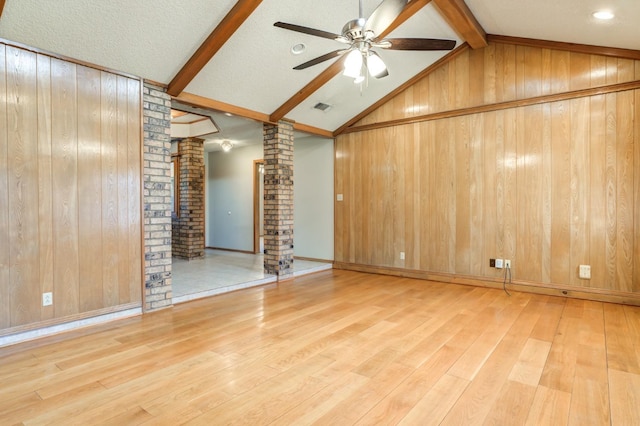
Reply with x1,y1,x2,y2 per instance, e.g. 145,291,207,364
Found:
274,22,341,41
293,49,349,70
363,0,407,37
382,38,457,51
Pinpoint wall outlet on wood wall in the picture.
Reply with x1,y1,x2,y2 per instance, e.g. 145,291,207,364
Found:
42,292,53,307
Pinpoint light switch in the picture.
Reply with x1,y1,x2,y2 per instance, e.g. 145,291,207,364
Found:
336,194,344,201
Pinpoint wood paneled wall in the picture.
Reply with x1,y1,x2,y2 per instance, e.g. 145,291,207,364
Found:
335,42,640,299
0,42,142,333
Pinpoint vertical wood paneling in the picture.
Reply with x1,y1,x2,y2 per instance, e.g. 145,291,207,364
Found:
0,43,142,333
345,134,354,263
569,53,591,91
501,43,517,102
468,49,484,106
357,42,639,129
392,128,405,268
517,105,543,282
101,71,119,306
382,128,395,264
418,121,432,271
634,88,640,291
551,50,570,93
589,55,608,287
503,108,518,269
7,46,40,326
334,138,345,262
604,93,618,288
77,65,103,312
483,44,496,104
127,79,142,302
454,116,470,274
541,103,552,284
117,76,130,304
488,110,504,278
335,42,640,298
0,43,10,329
469,114,484,276
482,112,497,277
589,94,607,287
356,132,369,265
524,47,542,98
570,98,590,287
616,90,634,291
407,124,421,269
549,101,569,286
36,54,54,320
51,57,79,317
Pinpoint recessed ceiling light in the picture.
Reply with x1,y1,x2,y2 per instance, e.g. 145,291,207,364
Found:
291,43,306,55
593,10,614,20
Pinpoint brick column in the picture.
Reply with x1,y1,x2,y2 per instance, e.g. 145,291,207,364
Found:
143,82,172,310
172,137,205,260
263,120,294,279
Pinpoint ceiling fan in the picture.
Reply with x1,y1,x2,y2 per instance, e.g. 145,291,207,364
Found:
274,0,456,83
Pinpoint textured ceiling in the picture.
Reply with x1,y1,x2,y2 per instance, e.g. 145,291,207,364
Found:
0,0,637,137
466,0,640,51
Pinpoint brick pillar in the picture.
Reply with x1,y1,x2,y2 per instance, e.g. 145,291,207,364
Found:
263,120,294,280
172,137,205,260
143,82,172,310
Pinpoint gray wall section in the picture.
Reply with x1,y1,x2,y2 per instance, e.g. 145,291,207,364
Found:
207,143,262,251
205,136,334,260
293,136,334,260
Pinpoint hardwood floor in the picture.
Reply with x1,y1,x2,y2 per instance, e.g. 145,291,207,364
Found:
1,270,639,425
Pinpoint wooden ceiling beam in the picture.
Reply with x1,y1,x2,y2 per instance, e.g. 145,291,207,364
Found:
269,57,346,123
432,0,486,49
0,0,6,19
173,92,271,123
269,0,433,123
167,0,262,97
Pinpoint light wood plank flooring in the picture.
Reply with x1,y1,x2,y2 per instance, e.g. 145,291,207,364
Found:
1,270,639,425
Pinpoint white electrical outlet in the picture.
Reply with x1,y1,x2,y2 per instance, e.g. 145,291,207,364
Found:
336,194,344,201
579,265,591,279
42,292,53,307
399,252,405,260
495,258,503,269
504,259,511,268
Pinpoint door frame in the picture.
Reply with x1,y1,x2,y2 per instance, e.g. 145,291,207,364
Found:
253,159,264,254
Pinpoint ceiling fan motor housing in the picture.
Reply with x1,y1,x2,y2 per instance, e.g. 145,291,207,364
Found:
342,19,366,41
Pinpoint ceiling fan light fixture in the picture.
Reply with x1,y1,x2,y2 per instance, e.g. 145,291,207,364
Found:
367,51,387,78
343,49,363,78
220,140,233,152
592,10,614,20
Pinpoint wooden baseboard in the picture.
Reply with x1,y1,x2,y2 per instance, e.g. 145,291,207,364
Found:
0,302,142,339
333,262,640,306
206,246,255,255
294,256,334,264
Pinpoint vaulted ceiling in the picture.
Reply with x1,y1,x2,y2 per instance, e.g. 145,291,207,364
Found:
0,0,638,140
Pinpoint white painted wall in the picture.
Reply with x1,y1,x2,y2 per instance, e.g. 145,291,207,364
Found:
204,152,210,247
205,135,334,261
207,144,262,251
294,136,334,260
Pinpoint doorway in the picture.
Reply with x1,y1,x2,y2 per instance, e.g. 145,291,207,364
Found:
253,160,264,254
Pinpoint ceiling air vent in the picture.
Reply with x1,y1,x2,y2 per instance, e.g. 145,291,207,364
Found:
313,102,332,112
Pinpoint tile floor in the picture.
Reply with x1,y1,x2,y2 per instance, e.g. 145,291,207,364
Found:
172,249,332,304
